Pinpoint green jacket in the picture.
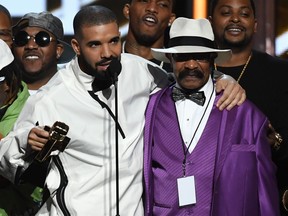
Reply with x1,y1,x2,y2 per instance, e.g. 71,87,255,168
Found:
0,82,42,216
0,81,29,136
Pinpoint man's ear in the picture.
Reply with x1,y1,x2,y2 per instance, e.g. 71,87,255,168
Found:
56,43,64,60
168,13,176,27
123,4,130,20
254,18,258,33
71,39,80,56
208,16,213,23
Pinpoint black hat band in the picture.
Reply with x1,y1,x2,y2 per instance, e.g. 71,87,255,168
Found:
168,36,215,49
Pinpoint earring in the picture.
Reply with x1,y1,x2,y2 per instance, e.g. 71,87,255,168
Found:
168,23,171,27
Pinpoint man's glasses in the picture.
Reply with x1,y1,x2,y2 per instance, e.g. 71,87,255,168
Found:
172,53,215,63
13,31,56,47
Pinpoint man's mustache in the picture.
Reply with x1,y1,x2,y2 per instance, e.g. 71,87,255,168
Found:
178,69,204,80
96,58,113,67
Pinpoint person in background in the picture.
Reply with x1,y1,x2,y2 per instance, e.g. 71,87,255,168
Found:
0,4,13,48
122,0,246,111
143,17,279,216
0,4,29,137
0,38,36,215
122,0,176,72
12,11,75,95
0,39,29,138
209,0,288,214
0,4,40,216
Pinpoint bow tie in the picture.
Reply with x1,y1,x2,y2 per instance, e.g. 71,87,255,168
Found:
172,86,206,106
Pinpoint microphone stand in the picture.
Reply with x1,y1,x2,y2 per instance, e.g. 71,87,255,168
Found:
89,57,123,216
112,71,120,216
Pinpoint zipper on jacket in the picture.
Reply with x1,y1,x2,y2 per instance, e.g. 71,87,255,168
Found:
53,156,70,216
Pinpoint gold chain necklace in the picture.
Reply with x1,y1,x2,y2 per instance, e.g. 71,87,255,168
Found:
214,53,252,82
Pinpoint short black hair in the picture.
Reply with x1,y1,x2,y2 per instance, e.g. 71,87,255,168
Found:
73,5,118,39
0,4,12,24
209,0,256,17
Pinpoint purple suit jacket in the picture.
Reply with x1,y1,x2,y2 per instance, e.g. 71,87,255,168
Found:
143,86,279,216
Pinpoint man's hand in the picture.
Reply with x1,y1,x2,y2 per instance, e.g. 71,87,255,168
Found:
215,74,246,111
28,122,70,162
28,127,49,151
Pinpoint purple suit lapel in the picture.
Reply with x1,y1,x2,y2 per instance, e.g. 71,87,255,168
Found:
143,91,159,215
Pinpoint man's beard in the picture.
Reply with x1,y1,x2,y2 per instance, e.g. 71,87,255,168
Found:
80,57,115,92
134,31,159,47
82,57,111,81
221,35,252,49
21,69,55,84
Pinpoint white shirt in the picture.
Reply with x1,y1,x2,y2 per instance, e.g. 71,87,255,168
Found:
175,76,215,153
28,89,38,95
0,53,168,216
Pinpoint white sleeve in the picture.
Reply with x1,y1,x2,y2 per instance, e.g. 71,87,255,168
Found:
0,93,46,183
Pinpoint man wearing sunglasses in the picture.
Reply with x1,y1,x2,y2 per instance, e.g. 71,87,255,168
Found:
12,11,75,95
144,17,279,215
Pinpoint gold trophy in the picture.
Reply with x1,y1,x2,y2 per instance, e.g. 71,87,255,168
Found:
35,121,70,162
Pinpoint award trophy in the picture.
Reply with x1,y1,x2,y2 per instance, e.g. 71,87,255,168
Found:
35,121,70,162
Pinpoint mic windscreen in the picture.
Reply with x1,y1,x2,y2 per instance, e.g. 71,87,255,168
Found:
108,57,122,83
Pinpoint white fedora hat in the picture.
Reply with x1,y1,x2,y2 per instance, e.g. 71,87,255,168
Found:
0,39,14,82
152,17,231,64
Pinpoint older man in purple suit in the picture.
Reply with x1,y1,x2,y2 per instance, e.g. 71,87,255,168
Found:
143,17,279,216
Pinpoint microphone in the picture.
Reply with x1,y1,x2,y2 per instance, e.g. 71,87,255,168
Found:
107,57,122,84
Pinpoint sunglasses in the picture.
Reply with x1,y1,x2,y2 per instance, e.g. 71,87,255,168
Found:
13,31,56,47
172,53,215,63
